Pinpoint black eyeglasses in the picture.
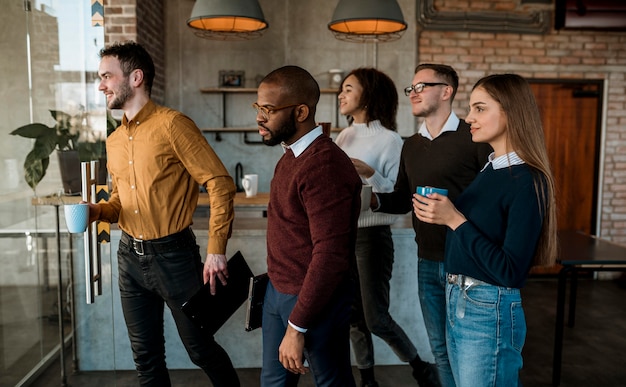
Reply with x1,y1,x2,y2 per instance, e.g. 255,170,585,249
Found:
404,82,449,96
252,102,300,121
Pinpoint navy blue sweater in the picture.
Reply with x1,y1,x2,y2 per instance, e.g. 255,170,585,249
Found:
445,164,546,288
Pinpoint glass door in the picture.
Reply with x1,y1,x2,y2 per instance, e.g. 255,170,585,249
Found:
0,1,117,385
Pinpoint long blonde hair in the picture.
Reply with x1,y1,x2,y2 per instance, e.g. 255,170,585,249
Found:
473,74,557,266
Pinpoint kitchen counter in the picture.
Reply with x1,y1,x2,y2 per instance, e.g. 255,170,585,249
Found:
32,191,413,233
33,191,270,208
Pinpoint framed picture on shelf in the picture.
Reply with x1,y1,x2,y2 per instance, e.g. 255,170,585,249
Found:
219,70,245,87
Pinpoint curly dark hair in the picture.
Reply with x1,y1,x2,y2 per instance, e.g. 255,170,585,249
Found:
341,67,398,131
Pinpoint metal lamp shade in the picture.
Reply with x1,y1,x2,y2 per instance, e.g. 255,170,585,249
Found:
328,0,407,42
187,0,268,40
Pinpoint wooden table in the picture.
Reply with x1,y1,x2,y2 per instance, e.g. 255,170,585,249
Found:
199,192,270,208
552,230,626,386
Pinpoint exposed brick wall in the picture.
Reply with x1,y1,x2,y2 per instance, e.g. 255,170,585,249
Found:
103,0,165,104
419,1,626,243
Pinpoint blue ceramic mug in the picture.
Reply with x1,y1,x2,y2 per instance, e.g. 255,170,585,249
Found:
416,186,448,204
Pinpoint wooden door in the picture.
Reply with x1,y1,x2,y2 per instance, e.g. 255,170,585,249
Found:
529,80,602,235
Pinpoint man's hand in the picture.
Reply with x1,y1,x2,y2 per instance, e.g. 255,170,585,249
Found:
85,202,101,223
278,325,308,375
203,253,228,295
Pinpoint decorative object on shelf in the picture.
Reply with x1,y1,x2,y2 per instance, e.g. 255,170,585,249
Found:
220,70,245,87
10,107,117,192
328,69,345,89
187,0,268,41
328,0,407,43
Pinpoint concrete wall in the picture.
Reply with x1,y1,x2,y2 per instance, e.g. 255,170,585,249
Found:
162,0,418,194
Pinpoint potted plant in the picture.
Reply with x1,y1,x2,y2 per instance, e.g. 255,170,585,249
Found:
10,107,118,193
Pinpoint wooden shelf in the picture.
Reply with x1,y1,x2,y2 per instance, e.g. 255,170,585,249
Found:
201,127,257,133
200,127,341,133
200,87,338,94
199,87,340,135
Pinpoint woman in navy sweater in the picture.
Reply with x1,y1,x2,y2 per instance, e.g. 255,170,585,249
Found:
412,74,557,387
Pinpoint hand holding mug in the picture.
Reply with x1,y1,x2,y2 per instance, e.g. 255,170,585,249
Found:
414,186,466,230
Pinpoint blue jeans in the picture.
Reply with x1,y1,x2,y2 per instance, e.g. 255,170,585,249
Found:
446,281,526,387
117,232,239,387
261,280,356,387
418,258,455,387
350,226,417,368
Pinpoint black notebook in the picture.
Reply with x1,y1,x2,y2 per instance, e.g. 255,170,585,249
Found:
245,273,269,331
181,251,253,335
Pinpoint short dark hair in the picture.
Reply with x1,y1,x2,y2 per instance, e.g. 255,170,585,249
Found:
415,63,459,102
99,41,155,95
261,65,320,109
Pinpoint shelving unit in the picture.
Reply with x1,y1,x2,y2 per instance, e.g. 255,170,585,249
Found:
199,87,340,134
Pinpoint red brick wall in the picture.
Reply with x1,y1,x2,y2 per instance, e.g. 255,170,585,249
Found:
102,0,164,104
418,1,626,243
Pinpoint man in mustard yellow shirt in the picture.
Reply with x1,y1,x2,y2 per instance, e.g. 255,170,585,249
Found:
88,41,239,387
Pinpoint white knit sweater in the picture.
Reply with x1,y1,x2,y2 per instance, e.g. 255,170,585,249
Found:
335,120,404,228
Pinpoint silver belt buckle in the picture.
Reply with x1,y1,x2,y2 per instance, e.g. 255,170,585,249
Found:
132,238,144,256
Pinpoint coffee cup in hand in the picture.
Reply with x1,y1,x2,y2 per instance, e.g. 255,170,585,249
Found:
416,186,448,204
360,185,372,212
64,203,89,233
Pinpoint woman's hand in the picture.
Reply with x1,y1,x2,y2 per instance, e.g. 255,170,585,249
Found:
413,192,467,230
350,158,374,178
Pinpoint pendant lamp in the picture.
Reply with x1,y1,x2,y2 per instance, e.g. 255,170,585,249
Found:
187,0,269,41
328,0,407,42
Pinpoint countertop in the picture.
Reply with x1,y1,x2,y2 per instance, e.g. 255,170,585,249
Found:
32,192,413,232
32,192,270,208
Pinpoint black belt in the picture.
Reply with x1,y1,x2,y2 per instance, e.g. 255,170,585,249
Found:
120,228,195,256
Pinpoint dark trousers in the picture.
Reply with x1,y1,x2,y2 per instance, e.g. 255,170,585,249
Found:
260,280,356,387
118,230,240,387
350,226,418,368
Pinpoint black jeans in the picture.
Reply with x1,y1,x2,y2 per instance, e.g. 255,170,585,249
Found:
118,231,240,387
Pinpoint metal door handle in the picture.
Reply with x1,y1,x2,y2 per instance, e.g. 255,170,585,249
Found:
82,161,102,304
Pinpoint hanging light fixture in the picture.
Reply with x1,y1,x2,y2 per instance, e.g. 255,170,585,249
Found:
187,0,269,41
328,0,407,42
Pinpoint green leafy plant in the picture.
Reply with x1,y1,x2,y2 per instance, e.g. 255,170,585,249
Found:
10,108,118,190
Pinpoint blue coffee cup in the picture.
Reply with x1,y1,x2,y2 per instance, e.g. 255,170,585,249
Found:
416,186,448,202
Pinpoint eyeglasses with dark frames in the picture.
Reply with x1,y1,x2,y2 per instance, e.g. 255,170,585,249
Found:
252,102,300,121
404,82,449,96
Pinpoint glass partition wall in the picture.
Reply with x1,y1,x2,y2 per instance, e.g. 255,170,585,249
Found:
0,1,113,385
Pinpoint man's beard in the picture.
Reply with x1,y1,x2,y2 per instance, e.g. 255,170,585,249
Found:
414,103,437,118
262,111,297,146
107,80,133,110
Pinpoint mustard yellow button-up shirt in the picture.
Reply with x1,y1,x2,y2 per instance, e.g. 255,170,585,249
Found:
98,100,235,254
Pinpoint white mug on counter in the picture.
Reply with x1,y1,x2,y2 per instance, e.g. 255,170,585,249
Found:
242,174,259,197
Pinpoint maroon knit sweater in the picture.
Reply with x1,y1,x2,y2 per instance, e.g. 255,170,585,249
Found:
267,134,362,328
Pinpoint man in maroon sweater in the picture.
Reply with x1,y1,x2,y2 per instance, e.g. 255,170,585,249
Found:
255,65,362,387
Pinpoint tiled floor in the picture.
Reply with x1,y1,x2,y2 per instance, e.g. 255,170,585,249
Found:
28,276,626,386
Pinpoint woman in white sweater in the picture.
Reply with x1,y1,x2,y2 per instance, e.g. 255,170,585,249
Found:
336,68,438,387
